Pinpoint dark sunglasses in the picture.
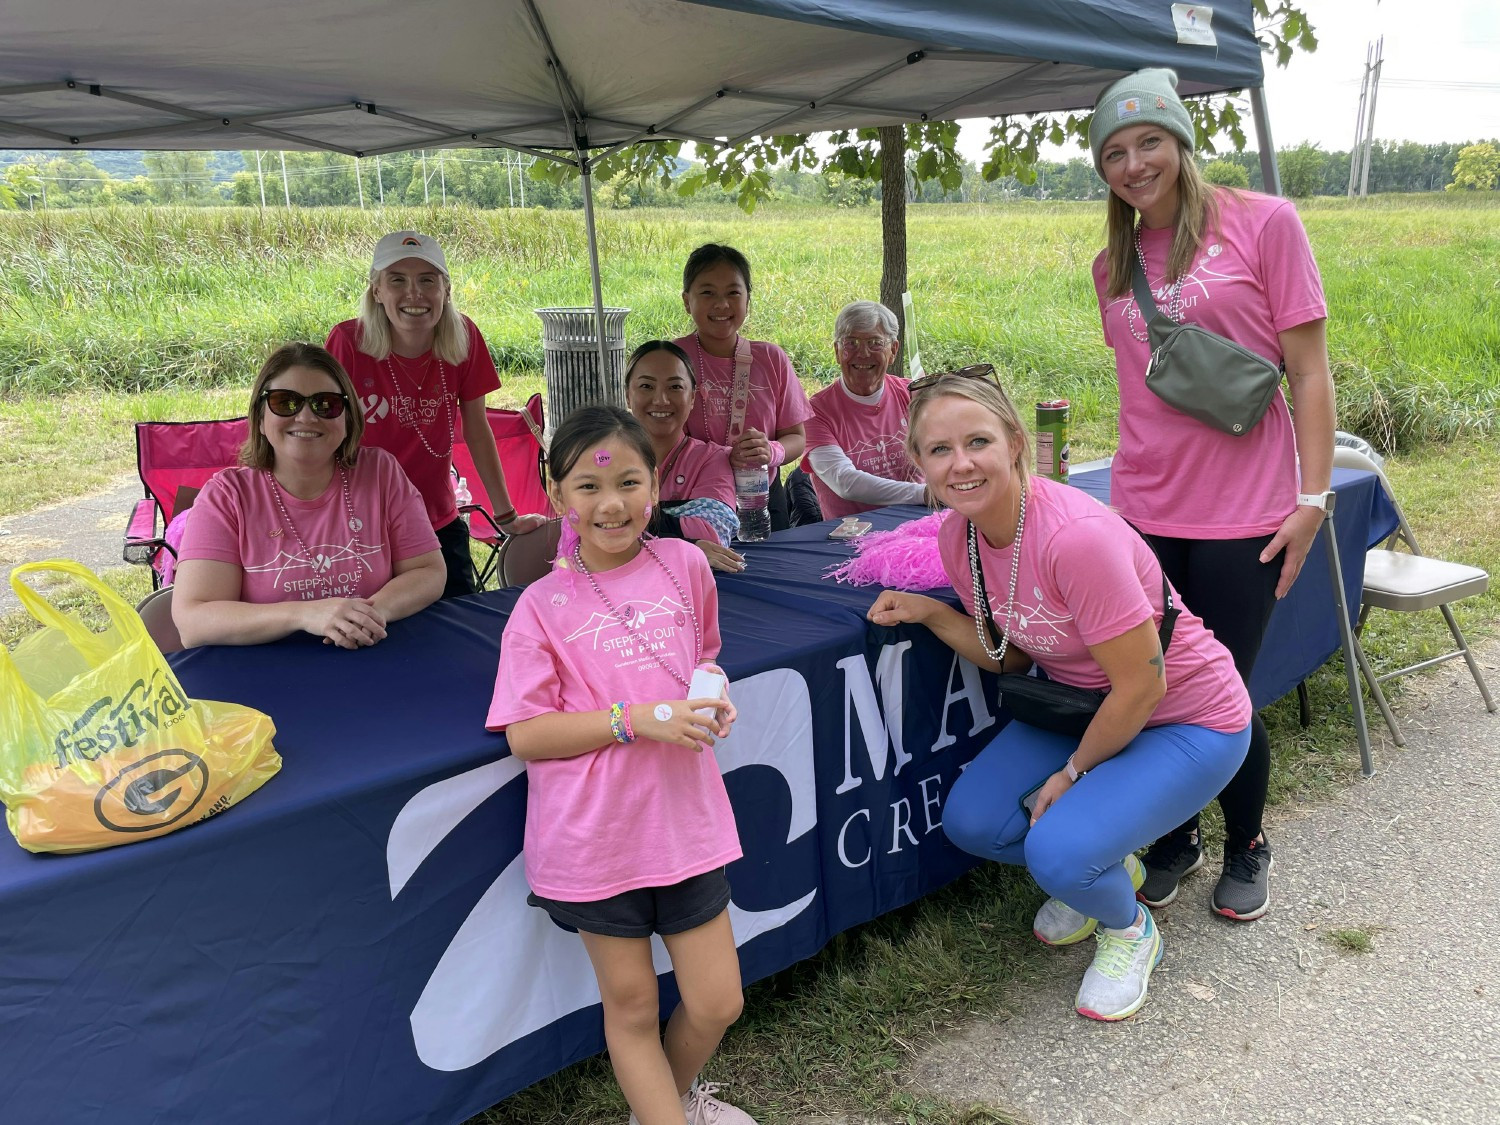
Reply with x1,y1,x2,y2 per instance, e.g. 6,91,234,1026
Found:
261,389,349,419
909,363,998,394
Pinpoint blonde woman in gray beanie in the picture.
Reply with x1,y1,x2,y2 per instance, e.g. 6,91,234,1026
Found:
1088,68,1336,923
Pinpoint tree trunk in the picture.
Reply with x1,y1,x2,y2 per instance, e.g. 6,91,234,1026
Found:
877,125,909,352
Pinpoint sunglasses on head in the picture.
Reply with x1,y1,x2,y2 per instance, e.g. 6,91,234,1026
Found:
909,363,998,394
261,389,349,419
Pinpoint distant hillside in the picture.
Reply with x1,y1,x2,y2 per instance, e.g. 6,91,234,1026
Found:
0,150,244,180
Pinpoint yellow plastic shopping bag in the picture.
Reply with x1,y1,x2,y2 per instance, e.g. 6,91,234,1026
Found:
0,560,281,853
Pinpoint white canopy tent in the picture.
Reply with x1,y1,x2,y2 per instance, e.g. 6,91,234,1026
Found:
1,0,1279,384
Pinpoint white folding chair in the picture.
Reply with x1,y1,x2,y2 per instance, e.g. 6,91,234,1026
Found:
1334,445,1496,746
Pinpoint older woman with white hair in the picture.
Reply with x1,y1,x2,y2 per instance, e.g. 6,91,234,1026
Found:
326,230,545,599
804,300,926,519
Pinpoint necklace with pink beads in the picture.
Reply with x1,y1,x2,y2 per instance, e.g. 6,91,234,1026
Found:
264,465,365,596
385,352,454,459
571,538,700,690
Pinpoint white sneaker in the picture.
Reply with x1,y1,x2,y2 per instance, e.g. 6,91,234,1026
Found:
1033,853,1146,946
1074,904,1162,1021
683,1081,756,1124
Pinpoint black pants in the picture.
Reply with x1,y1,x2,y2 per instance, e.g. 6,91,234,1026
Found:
785,467,824,527
1146,531,1281,849
767,471,792,532
436,517,478,599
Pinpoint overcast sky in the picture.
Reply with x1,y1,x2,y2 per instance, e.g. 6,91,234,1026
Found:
955,0,1500,163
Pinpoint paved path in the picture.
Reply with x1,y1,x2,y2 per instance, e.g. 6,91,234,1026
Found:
0,475,142,614
912,641,1500,1125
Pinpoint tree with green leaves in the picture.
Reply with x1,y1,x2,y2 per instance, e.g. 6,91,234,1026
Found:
1202,159,1251,188
1277,141,1325,198
1447,142,1500,192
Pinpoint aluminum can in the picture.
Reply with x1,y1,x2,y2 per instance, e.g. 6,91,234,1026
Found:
1034,399,1071,482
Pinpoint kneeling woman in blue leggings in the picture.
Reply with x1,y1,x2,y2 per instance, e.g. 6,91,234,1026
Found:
868,370,1251,1021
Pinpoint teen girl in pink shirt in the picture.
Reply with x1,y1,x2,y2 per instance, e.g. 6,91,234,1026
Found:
173,342,444,648
673,242,813,532
1089,69,1336,921
487,406,755,1125
868,371,1250,1022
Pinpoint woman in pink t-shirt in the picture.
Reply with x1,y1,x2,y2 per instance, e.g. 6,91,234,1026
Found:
624,339,745,572
325,231,547,599
1089,69,1336,922
868,371,1250,1022
487,405,755,1125
173,342,444,648
673,242,813,532
805,300,926,518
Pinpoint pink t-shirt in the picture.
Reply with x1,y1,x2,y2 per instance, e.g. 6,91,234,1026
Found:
326,315,501,530
673,335,813,462
937,476,1250,733
657,434,737,545
178,448,439,603
485,538,742,900
1092,190,1327,538
805,374,922,518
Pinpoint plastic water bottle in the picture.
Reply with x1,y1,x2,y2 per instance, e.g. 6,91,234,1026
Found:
733,465,771,543
452,474,472,523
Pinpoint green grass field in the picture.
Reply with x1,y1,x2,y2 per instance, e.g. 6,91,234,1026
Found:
2,196,1498,1124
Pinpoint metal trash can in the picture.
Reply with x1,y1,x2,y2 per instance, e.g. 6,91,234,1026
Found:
534,307,630,432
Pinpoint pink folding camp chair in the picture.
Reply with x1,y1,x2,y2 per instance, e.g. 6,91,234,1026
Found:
450,394,550,590
123,418,249,588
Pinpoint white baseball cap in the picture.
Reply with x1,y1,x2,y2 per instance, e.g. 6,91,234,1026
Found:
371,231,448,276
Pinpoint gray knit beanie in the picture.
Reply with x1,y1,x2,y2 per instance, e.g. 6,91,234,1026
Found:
1089,68,1195,177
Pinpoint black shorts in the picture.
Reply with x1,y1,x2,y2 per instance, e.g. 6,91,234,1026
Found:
527,868,731,939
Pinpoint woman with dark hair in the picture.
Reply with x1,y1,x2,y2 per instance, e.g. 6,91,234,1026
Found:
624,339,745,573
673,242,813,533
1089,68,1336,921
172,342,444,648
326,230,546,599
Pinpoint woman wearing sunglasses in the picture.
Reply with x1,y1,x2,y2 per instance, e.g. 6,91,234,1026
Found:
172,342,445,649
868,369,1251,1020
803,301,927,519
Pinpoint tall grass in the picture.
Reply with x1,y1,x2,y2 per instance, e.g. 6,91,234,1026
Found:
3,195,1495,450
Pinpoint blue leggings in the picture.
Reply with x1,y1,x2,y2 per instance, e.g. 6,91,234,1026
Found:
944,720,1250,929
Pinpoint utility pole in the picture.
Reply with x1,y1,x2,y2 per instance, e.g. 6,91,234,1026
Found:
355,156,364,209
1360,37,1384,198
439,150,447,205
376,154,384,204
254,150,267,207
1348,38,1384,198
278,151,291,206
1347,43,1371,197
420,150,430,203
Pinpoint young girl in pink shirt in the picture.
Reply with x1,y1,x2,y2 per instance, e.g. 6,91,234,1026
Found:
673,242,813,532
486,406,755,1125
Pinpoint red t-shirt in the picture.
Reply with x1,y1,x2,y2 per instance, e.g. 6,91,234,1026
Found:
326,315,501,529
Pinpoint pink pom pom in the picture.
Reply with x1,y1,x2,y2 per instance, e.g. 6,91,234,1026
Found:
825,509,954,590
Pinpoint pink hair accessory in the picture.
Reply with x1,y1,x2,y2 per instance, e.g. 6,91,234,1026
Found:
594,449,611,466
825,509,954,590
643,503,653,519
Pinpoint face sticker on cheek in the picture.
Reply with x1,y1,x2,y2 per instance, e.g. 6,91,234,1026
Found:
644,503,653,519
594,449,611,466
567,508,580,525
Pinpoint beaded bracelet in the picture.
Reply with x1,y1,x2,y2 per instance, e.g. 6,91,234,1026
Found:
609,701,634,744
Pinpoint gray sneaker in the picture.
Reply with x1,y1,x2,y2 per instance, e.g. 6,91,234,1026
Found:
1213,836,1274,921
1033,854,1146,946
1137,829,1204,908
1074,906,1163,1021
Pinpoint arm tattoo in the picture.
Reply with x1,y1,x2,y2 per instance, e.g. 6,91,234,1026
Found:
1149,645,1164,679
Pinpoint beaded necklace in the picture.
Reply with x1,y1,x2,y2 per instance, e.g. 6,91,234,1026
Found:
572,539,701,690
385,352,454,459
264,465,364,595
1126,226,1185,344
966,483,1027,665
